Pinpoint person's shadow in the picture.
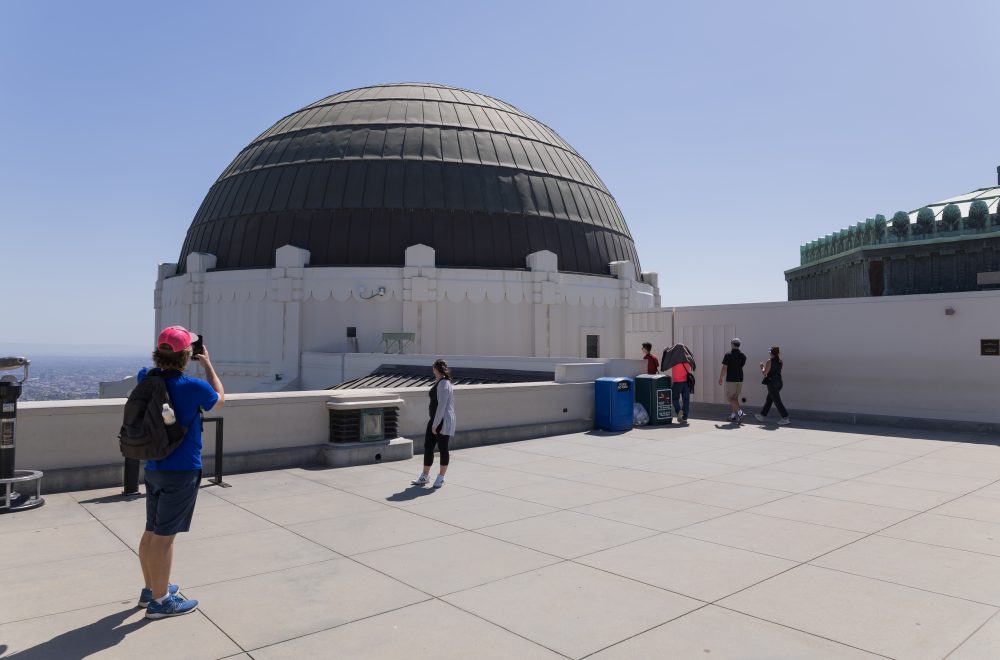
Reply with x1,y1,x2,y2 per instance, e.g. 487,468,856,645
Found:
384,485,440,503
2,607,146,659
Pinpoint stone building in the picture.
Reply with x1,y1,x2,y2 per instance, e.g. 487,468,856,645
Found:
785,171,1000,300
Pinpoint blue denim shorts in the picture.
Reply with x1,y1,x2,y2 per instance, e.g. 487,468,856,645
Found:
144,469,201,536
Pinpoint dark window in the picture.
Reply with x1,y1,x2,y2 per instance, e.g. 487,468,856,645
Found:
869,260,885,296
586,335,600,358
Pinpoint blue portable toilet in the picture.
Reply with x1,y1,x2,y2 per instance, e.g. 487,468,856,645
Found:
594,377,634,431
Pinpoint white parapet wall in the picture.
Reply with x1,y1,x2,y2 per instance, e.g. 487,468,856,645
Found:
17,381,600,492
626,291,1000,424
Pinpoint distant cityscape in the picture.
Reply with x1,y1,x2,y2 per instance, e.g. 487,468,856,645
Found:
12,355,147,401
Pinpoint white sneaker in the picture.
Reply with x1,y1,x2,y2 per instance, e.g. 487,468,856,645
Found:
412,473,429,486
778,417,791,426
754,413,765,422
432,475,445,489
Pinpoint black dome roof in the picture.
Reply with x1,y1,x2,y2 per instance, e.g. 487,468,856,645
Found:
177,83,640,276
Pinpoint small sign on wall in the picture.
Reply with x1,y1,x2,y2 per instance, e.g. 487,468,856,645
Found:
982,339,1000,356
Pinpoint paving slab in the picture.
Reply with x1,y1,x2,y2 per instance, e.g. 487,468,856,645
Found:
573,493,731,531
191,558,427,649
0,550,142,625
342,480,479,506
0,600,241,660
478,510,659,559
419,463,551,491
205,470,334,503
288,506,463,556
933,494,1000,525
880,513,1000,556
577,532,795,601
563,467,693,492
639,456,744,479
0,493,95,532
649,479,789,510
747,494,915,533
4,520,128,569
233,487,388,526
673,511,864,562
807,479,957,511
720,564,997,660
709,467,840,492
352,531,560,596
813,535,1000,606
172,527,339,587
896,456,1000,480
249,599,564,660
101,503,277,550
443,561,701,659
288,464,411,488
494,479,631,509
450,445,551,467
402,491,556,529
72,487,226,521
511,457,614,478
589,604,879,659
949,611,1000,659
764,457,879,480
855,466,994,494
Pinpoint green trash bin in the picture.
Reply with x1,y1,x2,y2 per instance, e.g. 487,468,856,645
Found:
635,374,672,425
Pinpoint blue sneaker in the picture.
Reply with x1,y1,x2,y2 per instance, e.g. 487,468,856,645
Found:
145,594,198,619
137,583,179,608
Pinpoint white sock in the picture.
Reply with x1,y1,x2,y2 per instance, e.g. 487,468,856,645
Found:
155,593,171,604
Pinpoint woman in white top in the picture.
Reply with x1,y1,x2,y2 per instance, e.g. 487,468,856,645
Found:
412,359,456,488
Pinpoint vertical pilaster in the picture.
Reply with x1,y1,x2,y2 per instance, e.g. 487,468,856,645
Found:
402,245,437,354
268,245,310,384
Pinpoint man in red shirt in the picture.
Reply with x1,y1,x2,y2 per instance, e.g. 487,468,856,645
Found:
641,342,659,374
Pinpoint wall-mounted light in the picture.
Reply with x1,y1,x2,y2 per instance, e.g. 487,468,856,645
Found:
359,286,386,300
945,307,956,316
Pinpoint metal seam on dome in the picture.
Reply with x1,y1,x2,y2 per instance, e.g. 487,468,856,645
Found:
251,114,580,163
218,126,599,191
203,159,627,225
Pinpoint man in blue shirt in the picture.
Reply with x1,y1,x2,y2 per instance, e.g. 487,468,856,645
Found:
136,325,224,619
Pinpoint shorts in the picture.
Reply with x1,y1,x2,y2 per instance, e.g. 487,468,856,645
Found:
724,381,743,398
144,469,202,536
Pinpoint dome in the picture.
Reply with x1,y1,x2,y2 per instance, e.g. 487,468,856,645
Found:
177,83,641,276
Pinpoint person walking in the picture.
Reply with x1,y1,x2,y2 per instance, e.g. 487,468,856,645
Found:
137,326,224,619
755,346,790,425
662,344,696,424
719,338,747,424
641,342,659,374
412,359,456,488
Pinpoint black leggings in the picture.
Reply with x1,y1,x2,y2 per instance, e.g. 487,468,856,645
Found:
424,421,450,467
761,383,788,418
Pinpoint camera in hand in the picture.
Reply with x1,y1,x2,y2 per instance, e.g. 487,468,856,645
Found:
192,334,205,356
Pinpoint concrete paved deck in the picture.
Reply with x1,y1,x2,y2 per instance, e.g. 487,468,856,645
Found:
3,418,1000,659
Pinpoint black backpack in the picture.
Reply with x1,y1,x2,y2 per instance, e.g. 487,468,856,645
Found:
118,369,188,460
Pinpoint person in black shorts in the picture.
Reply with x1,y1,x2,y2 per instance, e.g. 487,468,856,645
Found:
718,338,747,423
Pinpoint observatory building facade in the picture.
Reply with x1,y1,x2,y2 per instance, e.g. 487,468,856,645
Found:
156,83,659,391
786,173,1000,300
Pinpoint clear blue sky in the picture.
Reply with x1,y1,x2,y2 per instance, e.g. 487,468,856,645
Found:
2,0,998,348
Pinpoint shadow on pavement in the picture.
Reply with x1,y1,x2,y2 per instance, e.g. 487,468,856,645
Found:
1,608,145,659
384,485,440,502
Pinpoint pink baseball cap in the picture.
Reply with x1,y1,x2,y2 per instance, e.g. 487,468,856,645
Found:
156,326,197,353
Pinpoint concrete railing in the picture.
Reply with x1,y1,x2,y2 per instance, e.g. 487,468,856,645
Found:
16,381,598,492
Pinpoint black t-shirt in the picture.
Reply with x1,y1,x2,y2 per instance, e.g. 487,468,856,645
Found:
722,350,746,382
